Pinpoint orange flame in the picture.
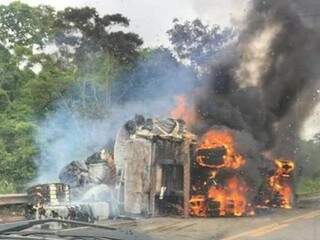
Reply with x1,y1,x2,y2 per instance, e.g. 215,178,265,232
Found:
268,159,295,209
190,129,252,217
189,195,207,217
196,130,246,169
170,95,195,127
208,177,250,216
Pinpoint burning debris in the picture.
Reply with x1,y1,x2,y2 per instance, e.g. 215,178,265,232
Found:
188,129,296,217
269,159,295,209
259,158,295,209
26,115,297,220
190,129,255,217
114,115,296,218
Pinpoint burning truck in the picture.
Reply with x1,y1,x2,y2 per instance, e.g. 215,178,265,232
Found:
115,117,296,217
189,128,296,217
26,115,296,220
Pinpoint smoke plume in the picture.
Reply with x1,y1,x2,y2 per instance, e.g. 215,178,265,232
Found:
34,51,196,183
193,0,320,160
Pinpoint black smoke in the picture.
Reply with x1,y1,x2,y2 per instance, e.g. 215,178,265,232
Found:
194,0,320,160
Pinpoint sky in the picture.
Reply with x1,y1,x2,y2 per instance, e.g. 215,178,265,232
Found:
1,0,249,47
1,0,320,140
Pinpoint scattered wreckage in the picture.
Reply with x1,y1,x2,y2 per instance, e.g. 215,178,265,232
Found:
26,116,196,221
24,115,296,223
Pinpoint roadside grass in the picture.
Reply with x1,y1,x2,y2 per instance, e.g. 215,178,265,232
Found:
297,177,320,194
0,180,17,194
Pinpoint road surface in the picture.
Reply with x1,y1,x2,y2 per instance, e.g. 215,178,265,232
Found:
1,199,319,239
111,199,320,240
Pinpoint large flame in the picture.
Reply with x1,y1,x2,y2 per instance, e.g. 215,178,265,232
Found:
170,95,196,127
207,177,252,216
268,159,295,209
190,129,252,217
189,195,207,217
196,130,246,169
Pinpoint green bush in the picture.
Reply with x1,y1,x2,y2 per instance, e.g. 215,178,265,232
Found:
0,180,17,194
297,177,320,194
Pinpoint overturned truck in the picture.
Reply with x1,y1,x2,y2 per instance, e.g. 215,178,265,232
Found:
27,116,296,220
115,116,197,217
115,116,296,217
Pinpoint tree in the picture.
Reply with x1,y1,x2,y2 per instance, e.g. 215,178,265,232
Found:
22,57,75,116
0,1,56,49
297,135,320,179
60,53,121,119
0,2,145,192
0,1,57,74
48,7,144,118
167,19,234,75
0,40,38,192
0,2,144,117
0,109,37,192
54,7,143,65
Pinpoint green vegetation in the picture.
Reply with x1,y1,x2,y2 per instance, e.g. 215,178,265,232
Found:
296,135,320,192
0,1,144,192
297,178,320,194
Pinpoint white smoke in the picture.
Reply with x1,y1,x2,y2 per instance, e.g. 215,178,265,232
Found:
33,54,196,183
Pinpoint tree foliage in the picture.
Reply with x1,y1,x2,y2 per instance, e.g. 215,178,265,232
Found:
297,136,320,179
167,18,234,74
0,1,56,49
54,7,143,64
0,2,144,192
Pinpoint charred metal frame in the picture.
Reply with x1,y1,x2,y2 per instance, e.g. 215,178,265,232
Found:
148,139,195,217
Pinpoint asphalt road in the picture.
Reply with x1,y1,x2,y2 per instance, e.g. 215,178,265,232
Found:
112,200,320,240
220,209,320,240
1,199,319,240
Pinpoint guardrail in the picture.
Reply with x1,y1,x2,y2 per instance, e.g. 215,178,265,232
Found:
296,191,320,200
0,194,28,206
